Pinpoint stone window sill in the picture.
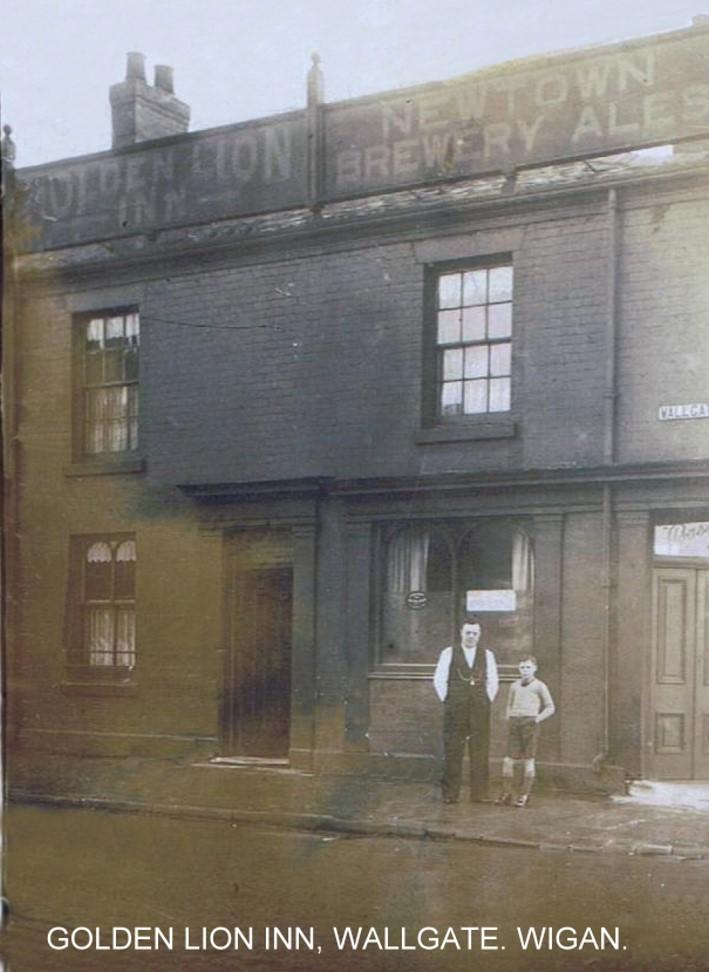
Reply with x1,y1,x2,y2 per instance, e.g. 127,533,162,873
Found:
64,457,145,477
415,416,517,444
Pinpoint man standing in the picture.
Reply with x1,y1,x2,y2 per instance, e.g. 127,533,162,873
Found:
433,616,499,803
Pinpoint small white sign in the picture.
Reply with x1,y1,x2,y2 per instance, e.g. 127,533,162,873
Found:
654,522,709,559
466,589,517,612
658,403,709,421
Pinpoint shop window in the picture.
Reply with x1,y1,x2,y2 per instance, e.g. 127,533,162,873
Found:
377,521,533,667
428,261,513,421
75,309,139,457
66,536,136,677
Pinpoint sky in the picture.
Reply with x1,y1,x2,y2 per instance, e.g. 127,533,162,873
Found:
1,0,706,168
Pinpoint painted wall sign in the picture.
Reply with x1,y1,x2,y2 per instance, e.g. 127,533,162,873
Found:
21,115,309,249
654,522,709,558
658,402,709,420
405,591,428,610
325,28,709,197
466,590,517,612
17,26,709,251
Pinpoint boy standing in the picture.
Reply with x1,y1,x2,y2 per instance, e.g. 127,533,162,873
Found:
496,656,555,808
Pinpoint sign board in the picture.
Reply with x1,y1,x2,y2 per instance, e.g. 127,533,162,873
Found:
325,28,709,197
20,115,309,249
654,522,709,559
466,590,517,612
17,26,709,251
405,591,428,610
658,403,709,421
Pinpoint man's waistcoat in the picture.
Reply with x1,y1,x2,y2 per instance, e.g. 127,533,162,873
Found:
446,641,488,707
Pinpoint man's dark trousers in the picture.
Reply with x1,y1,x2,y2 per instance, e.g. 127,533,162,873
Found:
442,644,490,802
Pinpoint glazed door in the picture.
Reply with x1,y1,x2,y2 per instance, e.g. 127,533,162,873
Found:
222,567,293,758
649,568,709,779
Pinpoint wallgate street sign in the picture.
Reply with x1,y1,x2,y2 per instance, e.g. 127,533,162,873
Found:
18,25,709,251
658,402,709,420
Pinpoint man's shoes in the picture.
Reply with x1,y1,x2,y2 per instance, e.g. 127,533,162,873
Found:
514,794,530,808
442,795,459,804
494,792,512,806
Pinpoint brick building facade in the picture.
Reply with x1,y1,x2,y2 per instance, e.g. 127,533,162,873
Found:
5,23,709,798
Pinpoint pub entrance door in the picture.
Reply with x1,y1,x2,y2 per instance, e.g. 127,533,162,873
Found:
649,567,709,779
222,564,293,758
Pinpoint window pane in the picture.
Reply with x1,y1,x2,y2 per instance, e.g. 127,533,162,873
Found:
442,347,463,380
461,306,486,342
125,313,140,346
489,377,511,411
104,349,123,382
462,269,487,305
490,342,511,376
85,554,112,600
85,352,103,385
488,302,512,339
87,607,114,666
115,607,136,668
115,558,136,599
464,379,488,413
86,389,107,454
105,316,125,347
441,381,463,415
124,347,139,381
86,318,104,351
436,309,460,345
438,273,461,309
489,266,513,302
464,345,488,378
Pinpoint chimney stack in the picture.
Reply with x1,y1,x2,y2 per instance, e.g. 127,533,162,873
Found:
110,52,190,149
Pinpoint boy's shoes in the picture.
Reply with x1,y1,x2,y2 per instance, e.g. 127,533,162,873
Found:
514,794,530,808
494,793,512,806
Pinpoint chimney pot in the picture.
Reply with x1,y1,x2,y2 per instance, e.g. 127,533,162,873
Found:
110,54,190,148
126,51,147,81
154,65,175,94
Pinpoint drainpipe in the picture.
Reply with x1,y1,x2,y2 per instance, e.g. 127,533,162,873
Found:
595,187,619,773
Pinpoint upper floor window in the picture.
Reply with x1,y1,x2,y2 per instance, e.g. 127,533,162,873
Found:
77,310,139,456
433,262,513,419
66,535,136,676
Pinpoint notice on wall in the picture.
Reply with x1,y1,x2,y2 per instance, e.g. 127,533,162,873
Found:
654,521,709,558
466,589,517,612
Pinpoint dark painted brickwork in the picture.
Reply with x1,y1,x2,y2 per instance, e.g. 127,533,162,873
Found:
617,194,709,464
143,205,619,486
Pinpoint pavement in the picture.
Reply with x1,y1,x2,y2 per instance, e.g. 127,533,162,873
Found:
9,755,709,861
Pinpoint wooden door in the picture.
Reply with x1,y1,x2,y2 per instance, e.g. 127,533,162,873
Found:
222,567,293,758
650,568,709,779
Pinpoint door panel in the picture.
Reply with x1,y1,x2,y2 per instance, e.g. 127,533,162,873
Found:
223,567,293,758
694,571,709,779
650,567,709,779
650,569,695,779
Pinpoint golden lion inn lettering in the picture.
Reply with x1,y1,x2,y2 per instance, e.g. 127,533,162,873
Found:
6,20,709,813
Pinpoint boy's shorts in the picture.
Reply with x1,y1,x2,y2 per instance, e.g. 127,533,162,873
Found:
507,716,538,759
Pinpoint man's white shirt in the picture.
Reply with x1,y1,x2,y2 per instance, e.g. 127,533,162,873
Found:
433,645,499,703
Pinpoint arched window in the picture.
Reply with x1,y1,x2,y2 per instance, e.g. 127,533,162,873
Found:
376,520,534,668
71,536,136,672
459,523,534,599
381,526,453,663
